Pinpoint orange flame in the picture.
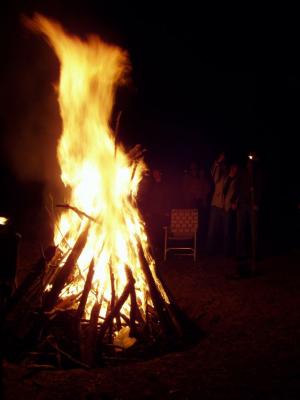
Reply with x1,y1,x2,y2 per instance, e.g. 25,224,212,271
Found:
27,14,169,323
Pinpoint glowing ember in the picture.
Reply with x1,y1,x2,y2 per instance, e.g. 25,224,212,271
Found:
26,14,170,331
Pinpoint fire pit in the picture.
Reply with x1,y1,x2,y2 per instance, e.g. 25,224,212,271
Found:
3,14,199,368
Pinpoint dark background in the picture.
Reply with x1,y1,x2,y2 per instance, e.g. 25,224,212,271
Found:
0,1,299,250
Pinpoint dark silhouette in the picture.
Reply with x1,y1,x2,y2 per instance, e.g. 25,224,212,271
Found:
223,163,239,256
236,153,263,276
207,152,228,253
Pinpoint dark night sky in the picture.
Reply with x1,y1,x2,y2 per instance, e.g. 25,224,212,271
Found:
0,1,299,226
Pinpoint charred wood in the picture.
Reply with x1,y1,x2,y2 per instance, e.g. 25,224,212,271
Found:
76,258,95,322
56,204,98,224
7,246,56,311
81,300,101,367
138,243,174,336
43,225,89,311
97,281,132,344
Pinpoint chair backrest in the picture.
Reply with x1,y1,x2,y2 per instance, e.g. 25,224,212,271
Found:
170,209,198,235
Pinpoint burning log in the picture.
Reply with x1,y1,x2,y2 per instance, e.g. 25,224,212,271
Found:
56,204,99,224
114,110,122,158
43,225,90,311
138,244,176,336
108,262,118,337
81,300,102,367
75,258,95,322
126,267,140,337
7,246,56,311
97,282,132,344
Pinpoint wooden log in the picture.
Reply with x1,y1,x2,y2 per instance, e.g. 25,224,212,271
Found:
42,248,64,290
81,300,101,367
115,305,122,331
108,263,115,341
110,262,123,332
126,267,136,335
137,243,173,335
114,110,122,158
120,312,130,325
145,300,152,337
139,243,185,338
46,335,89,369
97,281,132,344
43,225,90,311
56,204,98,224
125,266,143,337
153,266,184,338
7,246,57,311
76,258,95,322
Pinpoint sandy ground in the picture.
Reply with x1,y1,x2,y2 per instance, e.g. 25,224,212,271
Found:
2,246,300,400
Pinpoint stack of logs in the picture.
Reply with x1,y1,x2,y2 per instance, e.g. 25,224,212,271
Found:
2,223,197,368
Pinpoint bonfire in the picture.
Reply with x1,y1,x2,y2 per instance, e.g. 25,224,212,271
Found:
4,14,196,367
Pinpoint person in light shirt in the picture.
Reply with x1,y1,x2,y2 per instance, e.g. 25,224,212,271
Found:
223,163,239,256
207,152,228,254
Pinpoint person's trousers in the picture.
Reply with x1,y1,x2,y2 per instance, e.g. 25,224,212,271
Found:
224,210,236,256
236,205,258,259
207,206,224,253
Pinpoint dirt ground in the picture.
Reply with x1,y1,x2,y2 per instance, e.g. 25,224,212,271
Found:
2,246,300,400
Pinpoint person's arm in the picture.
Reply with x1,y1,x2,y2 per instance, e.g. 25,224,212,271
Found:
211,161,219,182
211,153,225,183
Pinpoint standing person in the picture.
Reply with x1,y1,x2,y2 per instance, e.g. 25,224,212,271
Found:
207,152,228,254
223,163,239,256
236,152,262,276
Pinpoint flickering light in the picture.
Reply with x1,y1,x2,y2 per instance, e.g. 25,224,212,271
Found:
0,216,8,225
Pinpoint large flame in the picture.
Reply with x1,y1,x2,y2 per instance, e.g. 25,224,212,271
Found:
28,15,169,323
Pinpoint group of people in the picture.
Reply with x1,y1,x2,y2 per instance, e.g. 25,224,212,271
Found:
138,151,262,276
207,152,262,270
